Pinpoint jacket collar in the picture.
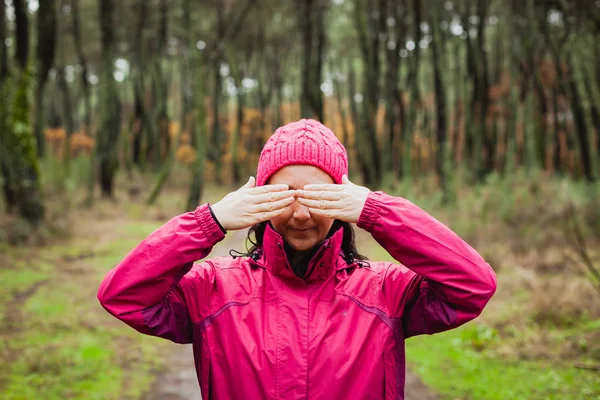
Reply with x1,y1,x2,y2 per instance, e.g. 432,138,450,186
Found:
260,222,344,282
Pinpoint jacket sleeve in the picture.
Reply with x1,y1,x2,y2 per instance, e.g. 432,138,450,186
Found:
97,204,226,343
357,192,497,338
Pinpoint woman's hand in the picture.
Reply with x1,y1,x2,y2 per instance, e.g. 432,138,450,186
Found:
211,177,296,231
296,175,370,223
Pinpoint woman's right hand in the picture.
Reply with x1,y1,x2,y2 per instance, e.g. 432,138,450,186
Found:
210,176,296,231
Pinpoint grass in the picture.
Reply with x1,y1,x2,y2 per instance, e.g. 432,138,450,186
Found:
406,327,600,400
0,206,167,400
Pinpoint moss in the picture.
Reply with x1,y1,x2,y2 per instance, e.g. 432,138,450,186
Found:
2,68,45,223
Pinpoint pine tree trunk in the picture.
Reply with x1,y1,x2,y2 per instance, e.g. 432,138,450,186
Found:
431,4,449,203
157,0,170,163
228,52,245,186
382,0,403,179
97,0,121,197
402,0,422,180
581,63,600,172
299,0,326,121
353,0,384,186
185,0,206,211
71,0,96,206
0,0,7,83
476,0,493,179
33,0,57,158
2,0,45,223
567,56,594,182
129,0,148,167
71,0,91,134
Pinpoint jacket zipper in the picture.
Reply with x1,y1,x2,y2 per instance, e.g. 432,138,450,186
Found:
304,241,330,280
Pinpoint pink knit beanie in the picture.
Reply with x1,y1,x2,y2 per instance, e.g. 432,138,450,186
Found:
256,119,348,186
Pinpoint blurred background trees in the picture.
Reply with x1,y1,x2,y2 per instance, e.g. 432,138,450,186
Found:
0,0,599,218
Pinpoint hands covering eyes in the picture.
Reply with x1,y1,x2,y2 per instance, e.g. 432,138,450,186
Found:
210,175,370,231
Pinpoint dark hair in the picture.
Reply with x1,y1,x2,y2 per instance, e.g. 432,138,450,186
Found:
246,220,369,264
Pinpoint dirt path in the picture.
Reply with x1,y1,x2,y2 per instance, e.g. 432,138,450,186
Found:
142,231,438,400
144,343,437,400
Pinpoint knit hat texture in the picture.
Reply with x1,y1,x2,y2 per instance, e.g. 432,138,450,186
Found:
256,119,348,186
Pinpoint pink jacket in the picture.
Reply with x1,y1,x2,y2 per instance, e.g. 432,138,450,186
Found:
98,192,496,400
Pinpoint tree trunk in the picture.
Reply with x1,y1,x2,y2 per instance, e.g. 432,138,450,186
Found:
0,0,14,211
353,0,384,186
567,56,594,182
299,0,326,121
431,4,449,203
208,6,226,184
348,60,368,181
382,0,404,179
71,0,96,206
14,0,28,70
579,61,600,171
184,0,206,210
97,0,122,197
211,57,224,184
55,2,73,170
71,0,91,134
272,56,284,129
227,50,245,186
0,0,7,83
332,65,350,154
532,71,548,169
33,0,57,158
57,65,74,167
1,0,45,223
475,0,493,179
157,0,170,162
129,0,149,167
402,0,422,180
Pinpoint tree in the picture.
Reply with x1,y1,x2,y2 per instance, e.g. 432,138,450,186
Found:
430,1,449,202
0,0,45,224
299,0,327,121
97,0,122,197
33,0,57,158
382,0,406,179
353,0,385,186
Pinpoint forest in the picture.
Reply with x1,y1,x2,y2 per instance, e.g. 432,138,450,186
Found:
1,0,599,399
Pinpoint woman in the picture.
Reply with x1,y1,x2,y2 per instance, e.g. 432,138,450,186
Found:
98,119,496,400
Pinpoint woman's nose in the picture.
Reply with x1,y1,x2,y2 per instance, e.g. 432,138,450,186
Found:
292,201,311,220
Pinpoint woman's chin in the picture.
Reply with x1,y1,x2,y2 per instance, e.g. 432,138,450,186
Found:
285,238,318,252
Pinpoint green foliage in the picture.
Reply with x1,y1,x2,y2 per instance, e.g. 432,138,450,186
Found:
459,323,500,351
0,218,166,400
1,69,45,223
39,154,91,196
406,327,600,400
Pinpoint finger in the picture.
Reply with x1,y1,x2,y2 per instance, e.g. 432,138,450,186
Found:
297,197,339,210
256,207,288,223
242,176,255,189
253,190,297,204
249,184,290,194
306,207,338,219
295,189,343,201
302,183,344,191
255,195,295,212
342,175,352,185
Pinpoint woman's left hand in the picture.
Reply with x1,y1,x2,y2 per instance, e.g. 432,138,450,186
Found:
296,175,371,223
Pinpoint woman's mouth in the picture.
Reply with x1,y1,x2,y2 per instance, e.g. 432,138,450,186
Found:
291,227,313,233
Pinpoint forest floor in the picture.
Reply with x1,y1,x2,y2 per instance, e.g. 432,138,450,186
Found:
1,172,599,399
